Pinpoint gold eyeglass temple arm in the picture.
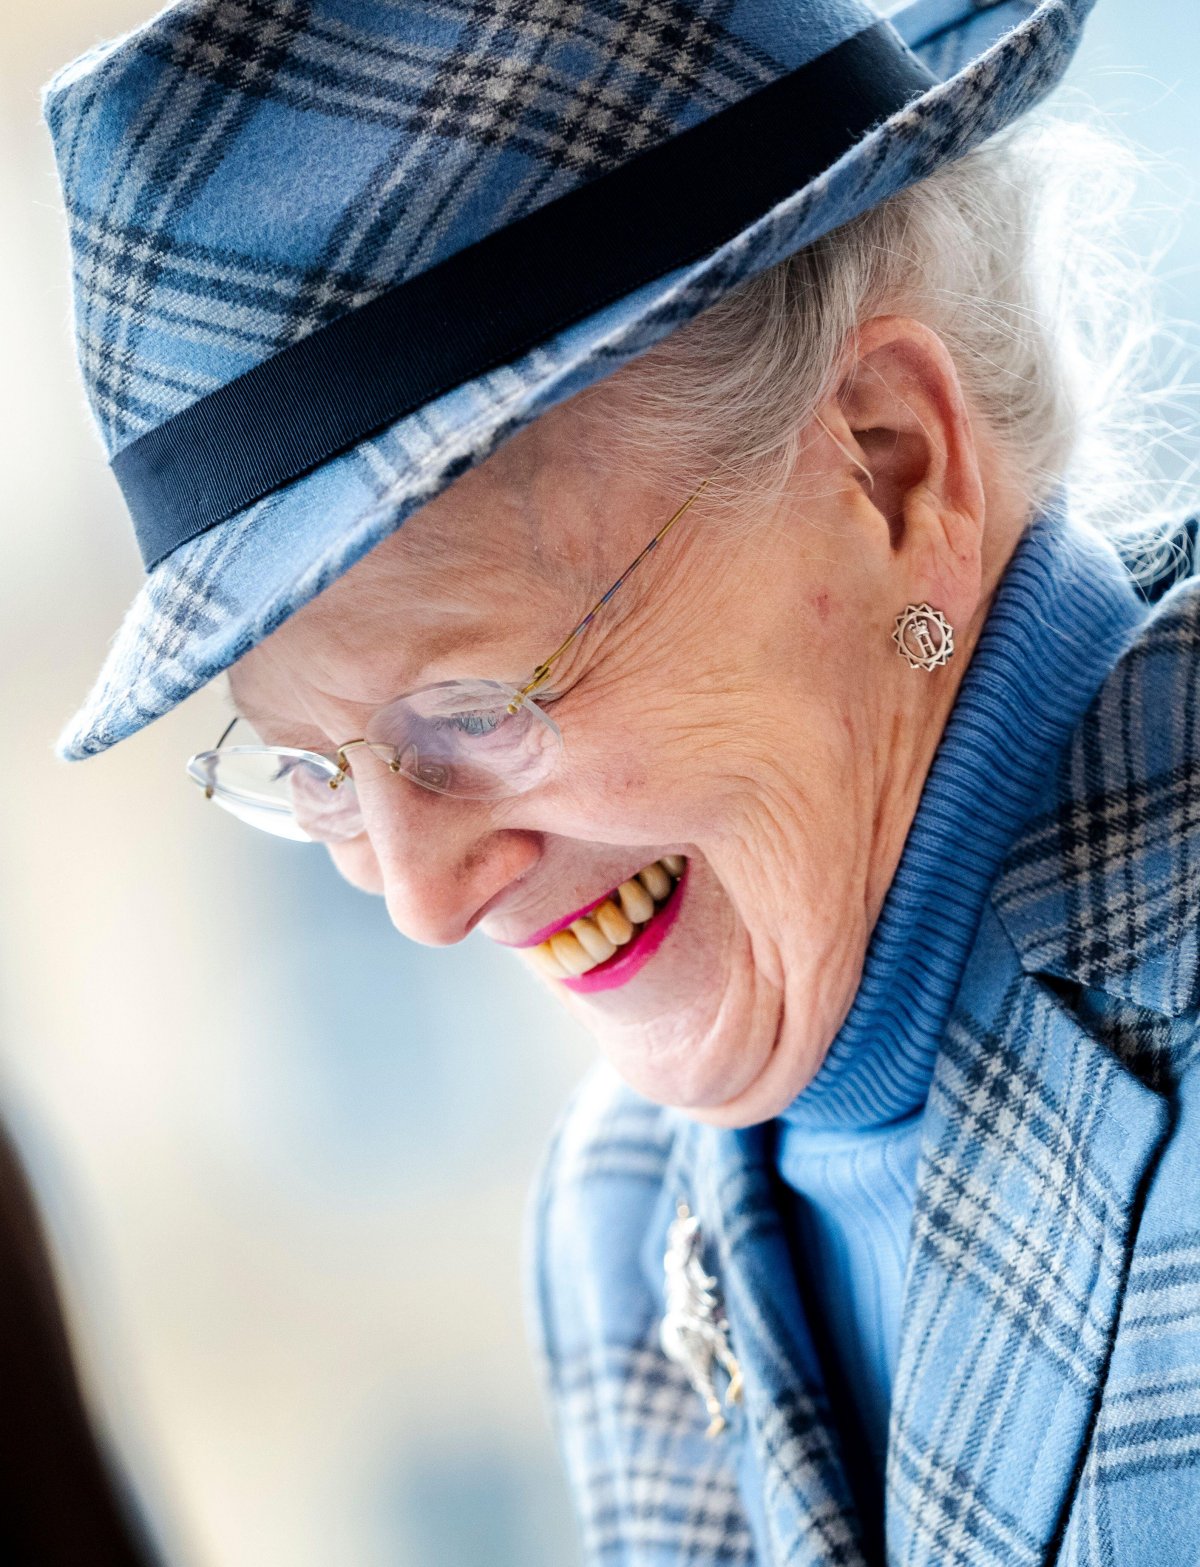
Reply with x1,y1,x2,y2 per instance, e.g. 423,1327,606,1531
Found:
505,476,713,715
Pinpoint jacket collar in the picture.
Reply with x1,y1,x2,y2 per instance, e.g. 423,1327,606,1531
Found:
991,575,1200,1019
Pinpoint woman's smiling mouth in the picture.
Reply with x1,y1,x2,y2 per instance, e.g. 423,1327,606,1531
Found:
514,856,688,993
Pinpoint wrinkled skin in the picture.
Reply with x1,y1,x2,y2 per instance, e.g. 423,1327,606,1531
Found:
228,316,1031,1127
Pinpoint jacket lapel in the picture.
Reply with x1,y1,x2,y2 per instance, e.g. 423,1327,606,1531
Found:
885,902,1171,1567
887,576,1200,1567
644,1115,870,1566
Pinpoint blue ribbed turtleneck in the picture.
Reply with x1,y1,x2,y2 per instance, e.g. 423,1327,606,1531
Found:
773,489,1146,1503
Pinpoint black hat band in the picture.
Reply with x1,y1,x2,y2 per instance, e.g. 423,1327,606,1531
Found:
111,19,936,571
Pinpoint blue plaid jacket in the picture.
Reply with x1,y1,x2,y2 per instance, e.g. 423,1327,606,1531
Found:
527,560,1200,1566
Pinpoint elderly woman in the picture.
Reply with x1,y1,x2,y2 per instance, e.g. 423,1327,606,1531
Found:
44,0,1200,1561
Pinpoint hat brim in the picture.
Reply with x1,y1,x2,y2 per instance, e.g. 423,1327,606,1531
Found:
58,0,1091,761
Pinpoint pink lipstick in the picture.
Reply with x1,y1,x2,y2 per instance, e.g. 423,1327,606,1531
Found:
507,892,615,950
562,861,689,994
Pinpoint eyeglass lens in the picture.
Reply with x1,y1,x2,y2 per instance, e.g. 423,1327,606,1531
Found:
189,681,562,840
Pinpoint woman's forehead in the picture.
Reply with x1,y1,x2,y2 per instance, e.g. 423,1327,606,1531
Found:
381,422,614,574
227,399,666,733
228,472,590,723
345,472,588,627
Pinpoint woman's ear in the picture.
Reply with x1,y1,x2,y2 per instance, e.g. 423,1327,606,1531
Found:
816,314,987,636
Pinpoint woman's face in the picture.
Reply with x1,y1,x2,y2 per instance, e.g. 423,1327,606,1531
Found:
228,316,1012,1126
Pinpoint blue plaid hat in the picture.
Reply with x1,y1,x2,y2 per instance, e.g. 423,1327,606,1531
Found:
44,0,1096,760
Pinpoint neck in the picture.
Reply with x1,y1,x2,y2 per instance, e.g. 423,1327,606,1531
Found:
781,486,1147,1130
864,492,1029,931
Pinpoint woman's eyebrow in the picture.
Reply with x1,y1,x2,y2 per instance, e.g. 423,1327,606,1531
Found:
227,695,333,750
228,676,420,746
225,622,533,739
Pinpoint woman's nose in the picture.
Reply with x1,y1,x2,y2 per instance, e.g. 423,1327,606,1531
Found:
341,764,540,946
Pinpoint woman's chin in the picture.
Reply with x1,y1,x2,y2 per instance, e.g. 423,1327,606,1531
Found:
593,995,829,1128
527,858,822,1119
590,1001,784,1120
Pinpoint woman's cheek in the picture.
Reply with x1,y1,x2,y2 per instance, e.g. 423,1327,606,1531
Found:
325,835,385,895
568,711,727,818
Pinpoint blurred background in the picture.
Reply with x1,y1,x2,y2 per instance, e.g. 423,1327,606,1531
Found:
1,3,1198,1564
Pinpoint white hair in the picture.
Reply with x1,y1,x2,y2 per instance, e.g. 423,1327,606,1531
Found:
581,105,1200,585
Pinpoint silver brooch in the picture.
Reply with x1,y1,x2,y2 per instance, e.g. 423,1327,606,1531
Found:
660,1201,744,1437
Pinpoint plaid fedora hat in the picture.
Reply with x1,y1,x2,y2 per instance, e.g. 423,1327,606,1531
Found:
44,0,1097,760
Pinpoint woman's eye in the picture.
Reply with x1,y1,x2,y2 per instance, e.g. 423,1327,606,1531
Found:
444,709,505,739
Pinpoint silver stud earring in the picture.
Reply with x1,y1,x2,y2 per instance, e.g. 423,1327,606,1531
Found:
893,603,954,671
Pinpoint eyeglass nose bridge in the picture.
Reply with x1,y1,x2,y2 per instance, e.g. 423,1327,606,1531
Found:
332,736,410,789
332,737,444,794
325,733,391,783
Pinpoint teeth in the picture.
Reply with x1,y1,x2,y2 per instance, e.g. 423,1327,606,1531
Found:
549,929,594,977
637,862,671,901
570,916,617,964
528,858,686,980
617,878,656,924
529,942,568,980
593,899,634,946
